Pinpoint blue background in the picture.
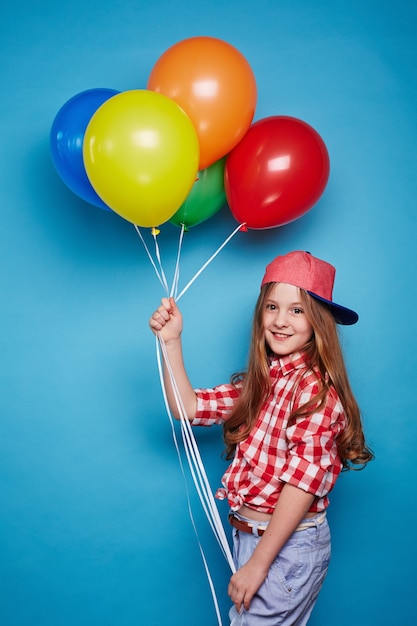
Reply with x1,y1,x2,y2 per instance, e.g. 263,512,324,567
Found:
1,1,416,625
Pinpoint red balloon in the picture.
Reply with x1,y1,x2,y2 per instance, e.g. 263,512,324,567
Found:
224,116,330,229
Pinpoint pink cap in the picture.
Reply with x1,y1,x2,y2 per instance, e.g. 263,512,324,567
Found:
261,251,358,325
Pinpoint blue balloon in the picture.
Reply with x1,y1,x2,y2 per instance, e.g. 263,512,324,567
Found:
50,88,119,211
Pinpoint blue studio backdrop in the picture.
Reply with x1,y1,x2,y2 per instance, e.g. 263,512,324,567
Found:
1,1,416,625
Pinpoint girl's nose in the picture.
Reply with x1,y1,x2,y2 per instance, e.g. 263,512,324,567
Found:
274,310,288,327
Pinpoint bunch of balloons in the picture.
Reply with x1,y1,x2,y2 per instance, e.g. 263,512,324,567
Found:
50,36,329,232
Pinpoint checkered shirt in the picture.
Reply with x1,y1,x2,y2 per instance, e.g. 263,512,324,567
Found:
193,351,346,514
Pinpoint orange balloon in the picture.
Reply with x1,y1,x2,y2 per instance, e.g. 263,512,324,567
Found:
147,37,257,169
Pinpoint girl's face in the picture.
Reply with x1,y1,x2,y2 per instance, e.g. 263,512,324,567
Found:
262,283,314,357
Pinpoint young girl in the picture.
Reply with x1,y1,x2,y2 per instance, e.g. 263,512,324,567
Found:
149,250,373,626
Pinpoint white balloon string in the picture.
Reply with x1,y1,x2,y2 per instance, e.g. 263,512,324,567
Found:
152,230,169,294
156,336,231,626
135,222,245,301
134,225,169,294
137,222,247,621
176,223,245,302
175,390,234,566
155,339,224,626
156,332,235,573
170,224,185,299
178,412,233,565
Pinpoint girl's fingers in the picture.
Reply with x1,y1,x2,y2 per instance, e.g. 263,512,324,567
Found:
149,298,180,334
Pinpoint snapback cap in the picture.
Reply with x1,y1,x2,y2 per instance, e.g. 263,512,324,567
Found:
261,250,358,325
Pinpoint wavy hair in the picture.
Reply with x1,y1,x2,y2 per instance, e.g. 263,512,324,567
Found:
223,283,374,469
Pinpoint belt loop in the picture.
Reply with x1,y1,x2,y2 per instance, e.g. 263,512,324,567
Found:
253,524,263,538
313,511,326,534
313,514,319,538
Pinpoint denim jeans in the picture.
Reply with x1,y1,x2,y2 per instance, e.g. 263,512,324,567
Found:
228,512,331,626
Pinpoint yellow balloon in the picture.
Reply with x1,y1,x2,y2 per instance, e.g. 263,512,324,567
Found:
83,90,199,227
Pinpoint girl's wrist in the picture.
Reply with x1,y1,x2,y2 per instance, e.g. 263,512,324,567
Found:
247,552,271,580
163,335,182,349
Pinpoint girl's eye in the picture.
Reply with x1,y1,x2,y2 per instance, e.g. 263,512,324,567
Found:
292,308,304,315
266,303,276,310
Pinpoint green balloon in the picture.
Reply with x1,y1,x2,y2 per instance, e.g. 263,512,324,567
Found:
170,157,226,229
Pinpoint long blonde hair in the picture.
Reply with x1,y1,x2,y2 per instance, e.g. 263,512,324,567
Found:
223,284,374,469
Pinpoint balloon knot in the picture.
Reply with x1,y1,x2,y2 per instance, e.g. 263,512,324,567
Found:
239,223,248,232
151,227,160,237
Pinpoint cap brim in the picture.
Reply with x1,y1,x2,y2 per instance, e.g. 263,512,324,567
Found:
307,291,359,325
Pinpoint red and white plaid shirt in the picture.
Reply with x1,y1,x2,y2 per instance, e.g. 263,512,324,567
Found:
193,351,346,514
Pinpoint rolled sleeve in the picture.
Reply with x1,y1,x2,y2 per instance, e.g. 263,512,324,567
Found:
193,383,241,426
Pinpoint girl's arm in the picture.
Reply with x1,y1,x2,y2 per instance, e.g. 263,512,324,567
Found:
228,483,315,613
149,297,197,421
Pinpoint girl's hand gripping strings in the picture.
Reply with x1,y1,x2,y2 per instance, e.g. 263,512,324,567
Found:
149,297,197,421
149,296,183,344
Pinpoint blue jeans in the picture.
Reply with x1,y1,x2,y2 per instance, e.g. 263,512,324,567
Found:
229,512,331,626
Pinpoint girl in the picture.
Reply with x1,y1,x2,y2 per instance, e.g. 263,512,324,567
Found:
149,250,373,626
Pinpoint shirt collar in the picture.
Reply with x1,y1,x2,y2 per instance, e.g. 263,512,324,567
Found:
269,351,309,378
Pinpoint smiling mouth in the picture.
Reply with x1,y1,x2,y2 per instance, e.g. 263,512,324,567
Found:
271,331,292,339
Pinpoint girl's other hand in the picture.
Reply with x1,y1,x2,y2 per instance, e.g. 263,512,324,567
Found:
149,297,183,343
